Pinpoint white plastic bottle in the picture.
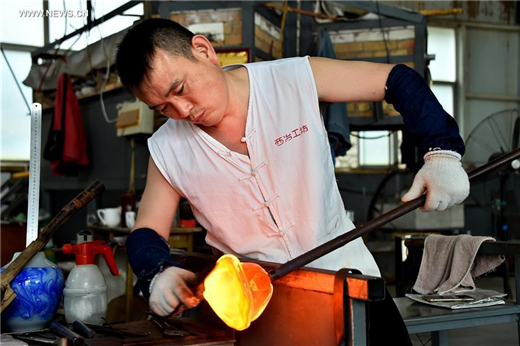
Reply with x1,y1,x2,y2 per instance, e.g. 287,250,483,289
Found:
62,240,119,324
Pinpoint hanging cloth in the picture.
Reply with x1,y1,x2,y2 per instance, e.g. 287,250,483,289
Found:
316,28,352,158
43,74,88,176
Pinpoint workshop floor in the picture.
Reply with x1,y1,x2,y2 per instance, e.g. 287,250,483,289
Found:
389,275,519,346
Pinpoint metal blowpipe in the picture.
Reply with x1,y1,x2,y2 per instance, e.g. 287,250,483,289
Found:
269,147,520,281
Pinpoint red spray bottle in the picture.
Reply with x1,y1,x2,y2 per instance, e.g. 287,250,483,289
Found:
62,240,119,324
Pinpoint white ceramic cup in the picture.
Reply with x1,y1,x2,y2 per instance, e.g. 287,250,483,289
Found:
97,208,120,227
125,211,136,229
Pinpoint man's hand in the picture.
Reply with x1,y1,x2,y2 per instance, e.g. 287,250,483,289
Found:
149,266,200,316
402,151,469,212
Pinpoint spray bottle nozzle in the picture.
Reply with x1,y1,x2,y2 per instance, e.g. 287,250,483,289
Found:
62,240,119,276
78,230,92,243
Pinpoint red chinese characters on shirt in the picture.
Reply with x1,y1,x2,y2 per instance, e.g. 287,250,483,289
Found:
274,125,308,147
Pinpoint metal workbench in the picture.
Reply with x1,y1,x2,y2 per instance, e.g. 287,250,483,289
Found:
395,297,520,346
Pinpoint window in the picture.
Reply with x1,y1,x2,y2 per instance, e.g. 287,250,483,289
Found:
358,131,400,167
1,2,44,46
427,26,457,116
335,130,402,169
1,50,33,161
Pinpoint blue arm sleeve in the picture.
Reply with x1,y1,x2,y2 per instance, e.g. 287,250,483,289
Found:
126,228,181,299
384,64,465,156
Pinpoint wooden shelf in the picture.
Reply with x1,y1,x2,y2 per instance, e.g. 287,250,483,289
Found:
87,225,202,235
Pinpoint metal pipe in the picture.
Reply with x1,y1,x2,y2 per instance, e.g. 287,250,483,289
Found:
269,147,520,281
50,322,85,346
419,8,463,17
72,320,95,339
14,335,57,345
465,92,520,103
32,1,144,58
430,20,520,32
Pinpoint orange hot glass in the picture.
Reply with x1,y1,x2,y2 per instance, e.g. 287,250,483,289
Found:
242,262,273,321
203,255,273,331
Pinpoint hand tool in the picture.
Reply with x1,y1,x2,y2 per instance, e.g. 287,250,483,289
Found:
72,321,96,339
144,311,191,337
13,334,67,345
26,103,42,247
101,317,151,336
83,323,125,338
50,322,85,346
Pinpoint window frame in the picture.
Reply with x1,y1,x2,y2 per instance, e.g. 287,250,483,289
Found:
427,25,459,122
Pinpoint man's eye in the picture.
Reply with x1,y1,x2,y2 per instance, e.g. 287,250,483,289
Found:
160,106,168,113
177,85,184,95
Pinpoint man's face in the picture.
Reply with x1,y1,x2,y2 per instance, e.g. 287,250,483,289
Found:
137,47,229,127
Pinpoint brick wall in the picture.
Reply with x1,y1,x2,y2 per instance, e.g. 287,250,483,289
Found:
170,8,243,47
169,9,282,60
254,13,282,59
330,26,416,118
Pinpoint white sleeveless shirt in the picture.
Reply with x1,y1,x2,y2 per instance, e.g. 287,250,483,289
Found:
148,56,380,276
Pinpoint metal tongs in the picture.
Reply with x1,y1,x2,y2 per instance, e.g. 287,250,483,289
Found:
144,311,191,337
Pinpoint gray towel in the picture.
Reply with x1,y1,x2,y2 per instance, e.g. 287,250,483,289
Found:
413,234,505,295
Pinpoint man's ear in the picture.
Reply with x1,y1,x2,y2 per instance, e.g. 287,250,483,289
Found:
192,35,219,65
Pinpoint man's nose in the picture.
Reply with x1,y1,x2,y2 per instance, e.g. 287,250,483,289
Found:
175,99,193,118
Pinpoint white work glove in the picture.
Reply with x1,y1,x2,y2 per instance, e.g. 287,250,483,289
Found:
402,150,469,212
149,266,200,316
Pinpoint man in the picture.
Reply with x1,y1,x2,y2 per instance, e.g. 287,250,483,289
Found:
117,19,469,343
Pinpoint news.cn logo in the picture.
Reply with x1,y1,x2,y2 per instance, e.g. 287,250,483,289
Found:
19,9,89,18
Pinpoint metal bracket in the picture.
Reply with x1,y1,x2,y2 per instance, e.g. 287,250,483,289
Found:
333,268,386,346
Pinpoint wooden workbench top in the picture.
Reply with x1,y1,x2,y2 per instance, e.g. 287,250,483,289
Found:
87,225,202,234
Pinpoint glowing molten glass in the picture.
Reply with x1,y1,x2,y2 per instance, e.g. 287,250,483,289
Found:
203,255,273,331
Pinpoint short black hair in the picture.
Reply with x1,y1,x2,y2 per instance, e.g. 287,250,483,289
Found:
116,18,195,95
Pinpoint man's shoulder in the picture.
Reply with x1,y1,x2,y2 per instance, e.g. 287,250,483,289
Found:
222,56,308,72
240,56,310,82
151,119,192,141
246,56,308,68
